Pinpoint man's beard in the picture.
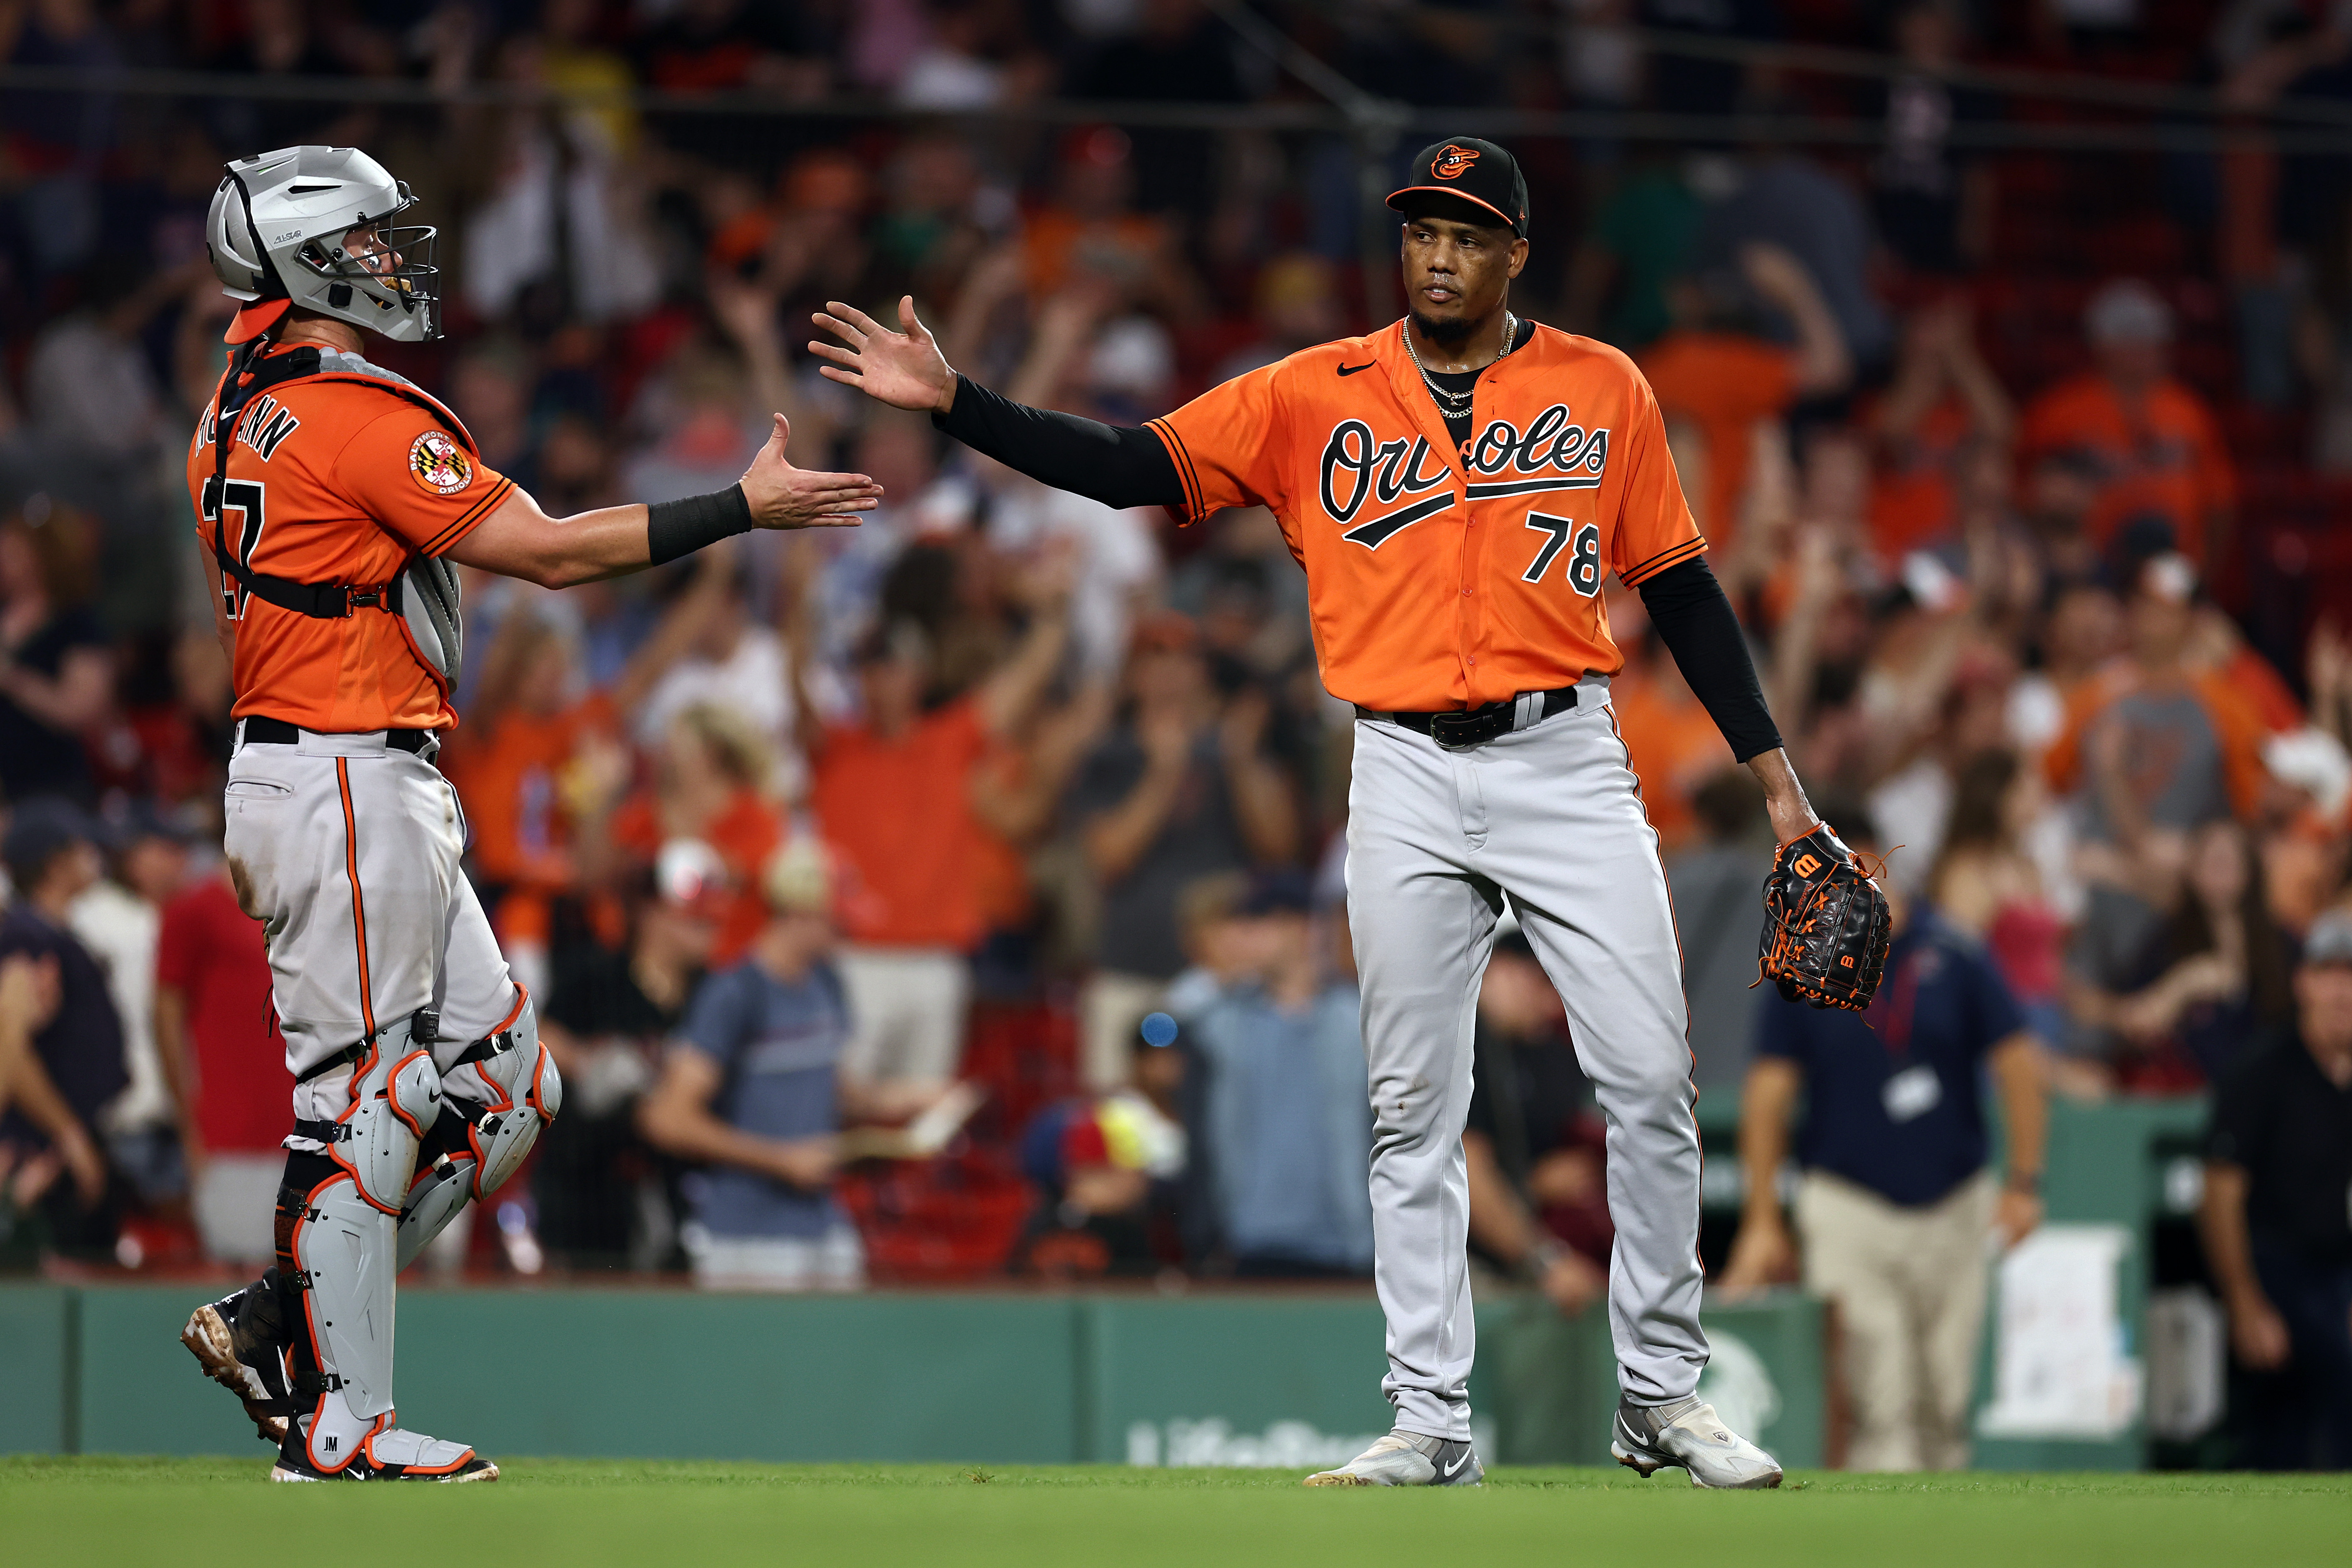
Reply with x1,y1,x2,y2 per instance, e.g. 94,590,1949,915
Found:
1409,309,1478,351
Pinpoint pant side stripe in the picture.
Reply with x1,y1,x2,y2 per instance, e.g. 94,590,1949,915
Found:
335,758,375,1040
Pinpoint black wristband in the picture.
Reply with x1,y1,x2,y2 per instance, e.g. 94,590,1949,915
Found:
646,484,754,566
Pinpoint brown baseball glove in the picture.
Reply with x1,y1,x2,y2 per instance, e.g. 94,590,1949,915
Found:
1757,824,1892,1012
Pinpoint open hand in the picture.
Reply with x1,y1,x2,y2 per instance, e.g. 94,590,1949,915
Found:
809,296,957,414
738,414,881,530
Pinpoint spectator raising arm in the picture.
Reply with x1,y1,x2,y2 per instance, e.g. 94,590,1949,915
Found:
976,546,1078,738
1872,298,2015,455
1741,243,1852,398
1083,707,1198,883
1218,686,1301,867
971,680,1115,848
638,1047,838,1193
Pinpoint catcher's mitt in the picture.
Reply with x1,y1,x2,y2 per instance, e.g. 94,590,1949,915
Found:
1757,825,1892,1011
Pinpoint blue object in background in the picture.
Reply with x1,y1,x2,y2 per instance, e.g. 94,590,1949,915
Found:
1139,1011,1178,1048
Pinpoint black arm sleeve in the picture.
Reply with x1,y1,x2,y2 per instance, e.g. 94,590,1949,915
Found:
933,374,1186,510
1637,556,1784,763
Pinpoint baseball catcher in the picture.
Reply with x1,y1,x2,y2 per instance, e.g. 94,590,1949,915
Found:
175,145,879,1480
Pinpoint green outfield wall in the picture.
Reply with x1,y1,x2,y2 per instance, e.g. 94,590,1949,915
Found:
0,1283,1822,1468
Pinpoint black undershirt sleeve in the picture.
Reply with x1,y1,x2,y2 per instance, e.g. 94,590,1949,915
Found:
1636,556,1784,763
932,374,1186,510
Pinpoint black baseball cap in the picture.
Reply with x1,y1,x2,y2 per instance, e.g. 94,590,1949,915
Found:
3,797,96,888
1388,138,1528,238
1239,868,1314,918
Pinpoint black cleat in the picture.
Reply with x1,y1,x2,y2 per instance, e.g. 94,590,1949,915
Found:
181,1275,298,1445
270,1421,499,1483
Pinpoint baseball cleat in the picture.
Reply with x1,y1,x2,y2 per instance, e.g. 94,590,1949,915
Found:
180,1277,296,1445
1303,1430,1484,1487
270,1423,499,1483
1611,1398,1783,1488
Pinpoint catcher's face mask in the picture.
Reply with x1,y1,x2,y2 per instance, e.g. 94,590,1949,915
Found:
207,145,442,344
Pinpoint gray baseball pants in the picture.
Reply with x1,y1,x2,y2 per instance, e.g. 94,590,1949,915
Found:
1346,685,1707,1441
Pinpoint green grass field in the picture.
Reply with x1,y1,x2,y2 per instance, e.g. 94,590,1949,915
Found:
7,1458,2348,1568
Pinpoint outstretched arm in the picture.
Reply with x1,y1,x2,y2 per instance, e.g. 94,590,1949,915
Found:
450,414,881,589
811,298,1184,511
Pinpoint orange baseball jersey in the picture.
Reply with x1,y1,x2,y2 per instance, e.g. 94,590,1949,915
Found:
183,348,514,732
1147,319,1701,713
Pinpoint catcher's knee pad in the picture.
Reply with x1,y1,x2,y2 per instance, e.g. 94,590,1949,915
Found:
395,1130,474,1273
280,1168,398,1472
304,1013,441,1215
441,993,560,1199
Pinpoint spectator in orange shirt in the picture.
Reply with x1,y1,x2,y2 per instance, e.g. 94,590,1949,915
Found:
2046,555,2275,1057
591,703,787,973
1642,242,1852,548
1015,126,1204,324
439,612,618,996
809,560,1075,1115
2020,280,2235,569
1867,297,2015,560
2044,555,2272,836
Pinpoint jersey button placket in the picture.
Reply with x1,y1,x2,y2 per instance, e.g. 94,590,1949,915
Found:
1458,482,1484,685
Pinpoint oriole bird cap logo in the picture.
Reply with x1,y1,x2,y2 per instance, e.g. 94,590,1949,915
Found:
1432,144,1481,180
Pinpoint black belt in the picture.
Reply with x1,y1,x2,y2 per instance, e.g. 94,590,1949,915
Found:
241,715,436,754
1359,686,1582,749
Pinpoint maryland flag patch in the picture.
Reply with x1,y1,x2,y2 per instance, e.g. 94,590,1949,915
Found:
409,429,473,496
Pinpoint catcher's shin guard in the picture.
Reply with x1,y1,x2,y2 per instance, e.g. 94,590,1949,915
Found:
275,1158,486,1480
440,992,561,1200
278,1161,400,1470
303,1013,442,1214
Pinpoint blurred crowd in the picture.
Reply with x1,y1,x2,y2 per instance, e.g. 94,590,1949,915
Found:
1,0,2350,1468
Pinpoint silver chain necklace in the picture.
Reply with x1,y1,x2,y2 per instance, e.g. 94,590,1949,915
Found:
1404,311,1519,414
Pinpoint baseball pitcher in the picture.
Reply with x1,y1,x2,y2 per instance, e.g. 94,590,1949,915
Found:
175,146,880,1480
818,137,1887,1487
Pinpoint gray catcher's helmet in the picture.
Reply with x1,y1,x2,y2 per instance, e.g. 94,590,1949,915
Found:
206,145,440,343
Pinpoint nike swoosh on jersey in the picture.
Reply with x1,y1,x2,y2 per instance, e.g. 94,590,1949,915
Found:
1336,362,1376,376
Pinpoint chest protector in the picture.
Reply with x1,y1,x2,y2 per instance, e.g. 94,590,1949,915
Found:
205,340,466,695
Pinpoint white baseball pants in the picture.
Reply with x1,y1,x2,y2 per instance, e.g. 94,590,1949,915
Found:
1346,690,1707,1441
222,724,523,1128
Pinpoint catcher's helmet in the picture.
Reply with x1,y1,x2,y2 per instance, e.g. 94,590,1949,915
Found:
206,145,440,344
